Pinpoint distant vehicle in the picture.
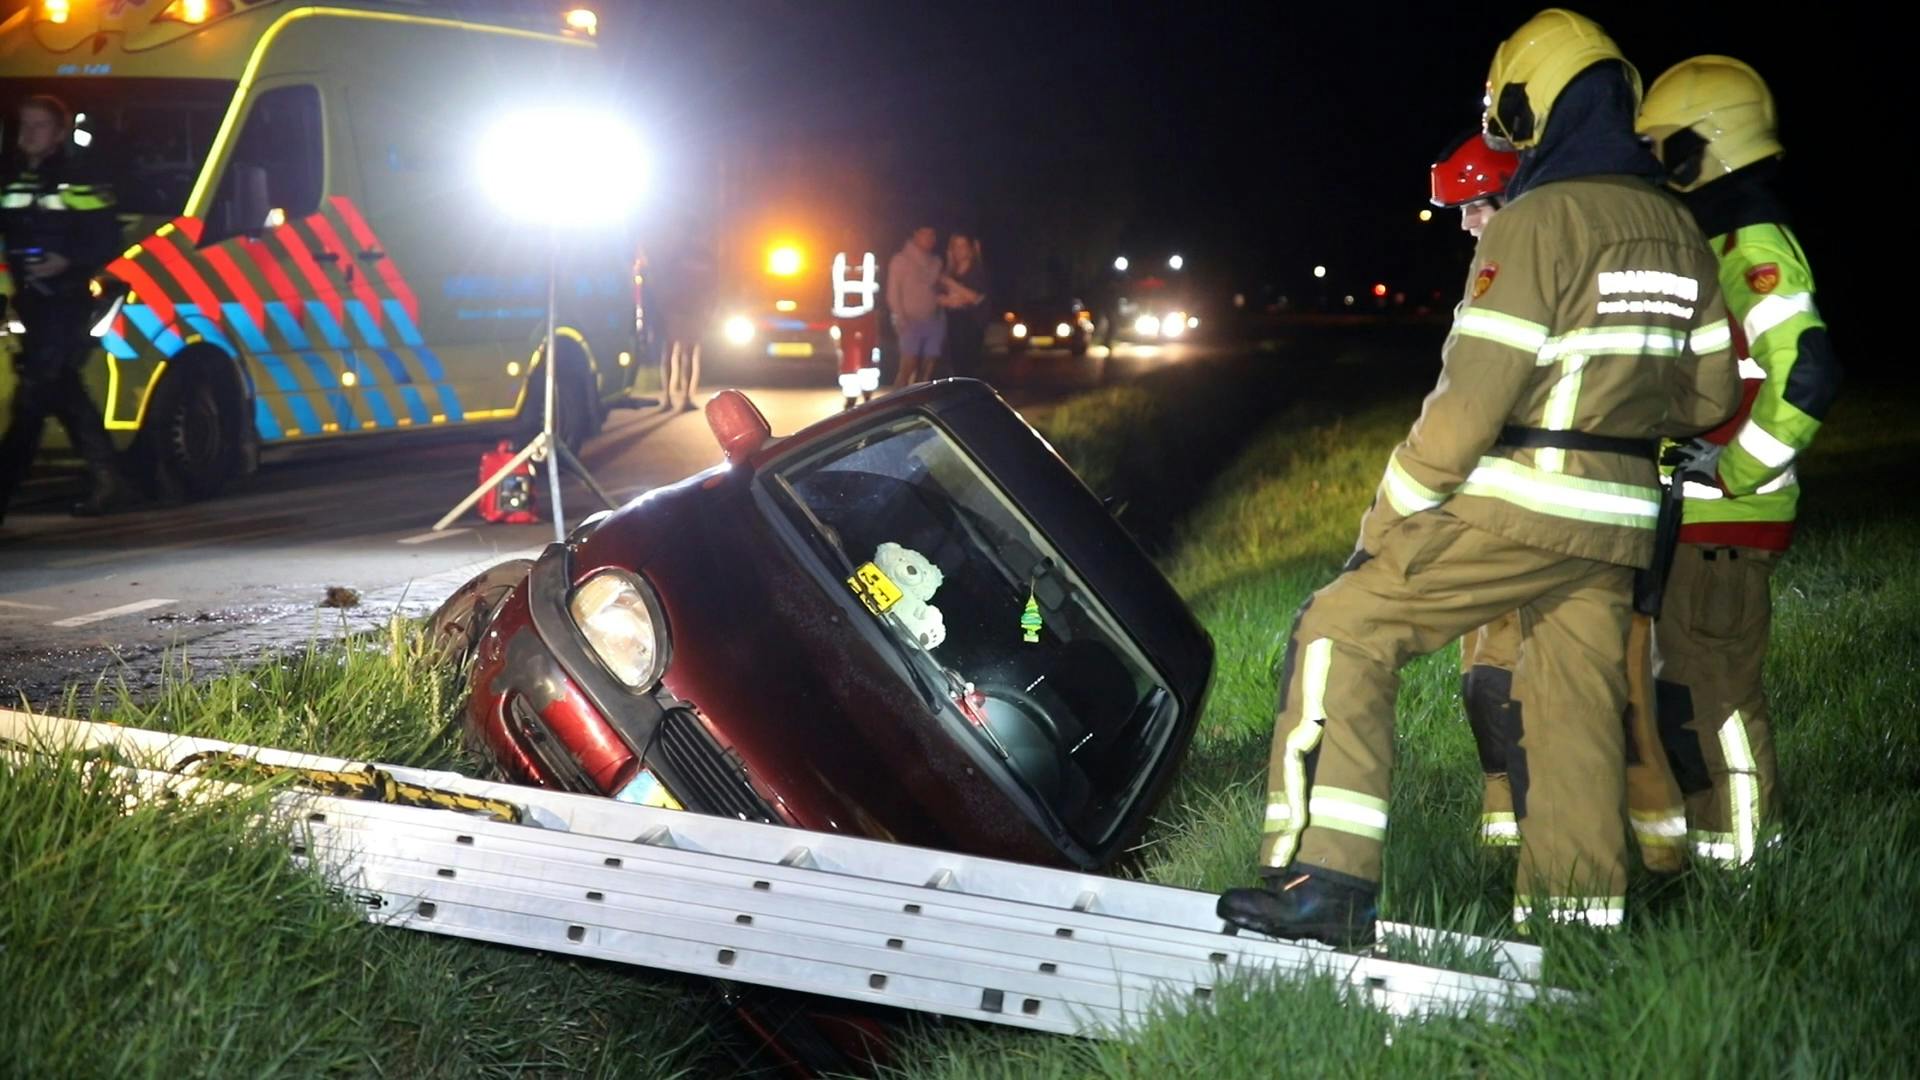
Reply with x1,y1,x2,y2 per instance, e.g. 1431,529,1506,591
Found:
1113,302,1202,343
1111,288,1202,345
987,298,1096,357
1094,260,1203,345
708,240,839,365
0,2,641,498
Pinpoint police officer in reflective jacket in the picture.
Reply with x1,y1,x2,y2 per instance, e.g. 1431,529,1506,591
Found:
0,94,131,525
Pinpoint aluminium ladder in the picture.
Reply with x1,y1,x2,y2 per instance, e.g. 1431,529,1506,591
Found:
1,707,1563,1039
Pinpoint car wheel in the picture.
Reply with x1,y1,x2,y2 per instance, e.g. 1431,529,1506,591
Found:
425,559,534,673
141,363,237,501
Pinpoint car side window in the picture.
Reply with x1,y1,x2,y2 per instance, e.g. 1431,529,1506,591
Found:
204,84,323,244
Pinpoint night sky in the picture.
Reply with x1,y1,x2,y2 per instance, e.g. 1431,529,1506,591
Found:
0,1,1863,342
603,0,1860,334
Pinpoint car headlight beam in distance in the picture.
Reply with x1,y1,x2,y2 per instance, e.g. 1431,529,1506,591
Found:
1161,311,1187,338
1054,322,1072,338
1133,313,1161,337
1011,322,1028,339
723,314,756,346
569,570,666,689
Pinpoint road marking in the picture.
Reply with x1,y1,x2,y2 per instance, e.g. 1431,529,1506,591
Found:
52,598,179,628
0,599,56,611
399,528,472,545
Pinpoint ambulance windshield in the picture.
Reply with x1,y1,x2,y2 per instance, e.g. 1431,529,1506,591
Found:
0,78,234,217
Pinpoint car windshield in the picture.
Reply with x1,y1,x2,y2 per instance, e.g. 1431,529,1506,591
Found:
770,414,1176,848
0,78,234,217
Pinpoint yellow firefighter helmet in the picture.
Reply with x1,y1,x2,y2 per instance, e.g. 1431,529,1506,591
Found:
1637,55,1783,193
1484,8,1641,151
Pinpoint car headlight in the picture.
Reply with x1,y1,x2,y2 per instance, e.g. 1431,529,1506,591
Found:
568,570,667,689
1161,311,1187,338
1133,313,1161,337
1011,322,1028,339
722,315,755,346
1055,322,1072,338
829,324,842,341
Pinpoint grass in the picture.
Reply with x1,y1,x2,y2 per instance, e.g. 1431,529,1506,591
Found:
7,355,1917,1076
2,628,732,1078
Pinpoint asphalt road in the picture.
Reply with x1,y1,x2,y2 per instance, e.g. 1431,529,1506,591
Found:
0,341,1221,703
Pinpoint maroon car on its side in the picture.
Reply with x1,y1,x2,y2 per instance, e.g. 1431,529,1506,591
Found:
430,378,1213,1071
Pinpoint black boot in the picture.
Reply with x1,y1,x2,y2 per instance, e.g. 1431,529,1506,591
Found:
71,463,135,518
1217,868,1379,947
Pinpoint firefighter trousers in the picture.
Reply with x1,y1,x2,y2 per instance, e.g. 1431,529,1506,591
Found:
1461,611,1687,870
1653,543,1781,867
1260,509,1635,927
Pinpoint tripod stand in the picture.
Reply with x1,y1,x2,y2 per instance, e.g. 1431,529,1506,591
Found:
434,237,616,543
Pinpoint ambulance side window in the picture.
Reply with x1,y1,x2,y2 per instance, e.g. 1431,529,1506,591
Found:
205,85,324,244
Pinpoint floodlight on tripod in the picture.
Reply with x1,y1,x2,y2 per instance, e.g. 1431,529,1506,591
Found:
434,107,646,542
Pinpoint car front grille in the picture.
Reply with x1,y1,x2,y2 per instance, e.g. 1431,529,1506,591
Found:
652,710,778,823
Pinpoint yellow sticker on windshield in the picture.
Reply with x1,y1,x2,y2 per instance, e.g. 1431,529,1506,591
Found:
848,561,904,615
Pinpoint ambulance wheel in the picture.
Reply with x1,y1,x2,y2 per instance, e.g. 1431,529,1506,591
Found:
524,361,600,454
425,558,535,673
141,362,239,502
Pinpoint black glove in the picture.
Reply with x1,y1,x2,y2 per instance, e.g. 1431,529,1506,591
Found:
1668,437,1725,486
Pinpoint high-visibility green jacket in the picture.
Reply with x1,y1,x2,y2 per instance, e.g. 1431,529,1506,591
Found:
1358,176,1741,570
1676,221,1840,550
0,146,119,300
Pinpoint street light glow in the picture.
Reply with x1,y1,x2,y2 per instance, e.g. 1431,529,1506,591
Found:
477,109,644,228
1113,256,1129,272
1419,209,1433,222
1168,254,1184,271
1312,265,1326,279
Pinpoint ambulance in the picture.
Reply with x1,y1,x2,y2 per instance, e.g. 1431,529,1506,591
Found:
0,1,644,498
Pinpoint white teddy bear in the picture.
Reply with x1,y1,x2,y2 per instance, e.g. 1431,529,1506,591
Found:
873,541,946,650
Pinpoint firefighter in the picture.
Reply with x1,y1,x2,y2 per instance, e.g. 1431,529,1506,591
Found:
0,94,131,525
1431,131,1690,871
1637,57,1841,869
1216,9,1741,946
831,245,882,410
1430,128,1517,240
1431,131,1531,850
